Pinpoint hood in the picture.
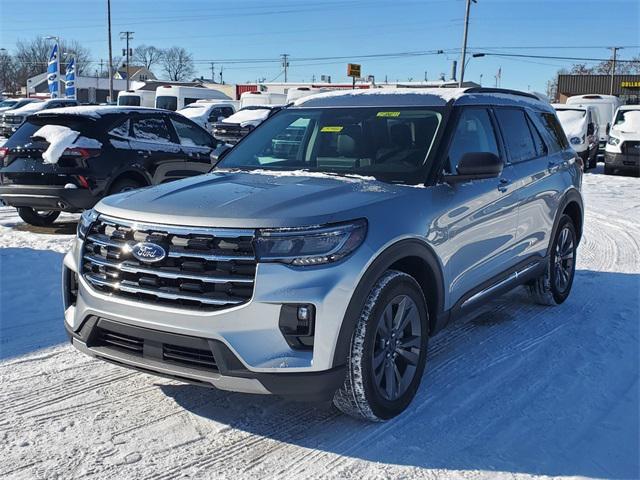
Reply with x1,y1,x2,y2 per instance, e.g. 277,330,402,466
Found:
95,170,417,228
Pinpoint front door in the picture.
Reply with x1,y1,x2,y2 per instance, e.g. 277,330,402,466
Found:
434,107,521,307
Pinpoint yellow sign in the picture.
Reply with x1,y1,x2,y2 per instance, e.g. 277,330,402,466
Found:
377,111,401,118
621,81,640,88
321,126,343,133
347,63,361,78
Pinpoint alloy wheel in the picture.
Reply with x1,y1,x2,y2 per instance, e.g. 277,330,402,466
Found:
554,226,575,293
372,294,422,401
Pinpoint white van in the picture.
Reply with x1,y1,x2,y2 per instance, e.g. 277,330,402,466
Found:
177,99,239,131
553,104,600,170
285,87,332,103
239,91,287,109
566,94,622,149
155,86,231,111
604,105,640,176
117,90,156,108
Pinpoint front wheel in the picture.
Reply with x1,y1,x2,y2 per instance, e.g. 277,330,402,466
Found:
333,270,429,421
528,215,577,305
17,207,60,227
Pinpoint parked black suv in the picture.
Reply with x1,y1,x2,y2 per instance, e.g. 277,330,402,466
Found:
0,106,218,225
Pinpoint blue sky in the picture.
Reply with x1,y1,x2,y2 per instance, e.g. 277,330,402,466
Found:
1,0,638,92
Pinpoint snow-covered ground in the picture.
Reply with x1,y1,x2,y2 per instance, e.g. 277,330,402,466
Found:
0,166,638,479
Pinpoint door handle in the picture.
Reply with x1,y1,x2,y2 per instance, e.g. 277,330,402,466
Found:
497,177,510,192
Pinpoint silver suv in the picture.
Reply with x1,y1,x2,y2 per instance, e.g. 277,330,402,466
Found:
63,88,583,421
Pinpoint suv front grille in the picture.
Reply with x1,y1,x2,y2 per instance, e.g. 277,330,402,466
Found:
622,141,640,156
81,215,257,310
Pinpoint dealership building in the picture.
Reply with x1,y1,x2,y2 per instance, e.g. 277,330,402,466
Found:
556,74,640,104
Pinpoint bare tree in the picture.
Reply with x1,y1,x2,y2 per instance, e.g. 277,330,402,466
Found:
0,51,18,94
161,46,195,81
133,45,164,71
12,37,91,87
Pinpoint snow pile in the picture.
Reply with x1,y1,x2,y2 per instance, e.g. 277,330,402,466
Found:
556,109,587,139
221,108,271,127
33,125,80,164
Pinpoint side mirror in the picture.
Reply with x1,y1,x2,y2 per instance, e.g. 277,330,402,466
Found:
447,152,503,182
210,143,232,167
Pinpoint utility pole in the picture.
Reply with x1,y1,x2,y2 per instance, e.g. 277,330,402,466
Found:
281,53,290,82
458,0,476,87
210,62,215,82
609,47,622,95
107,0,114,103
219,65,224,84
120,31,134,91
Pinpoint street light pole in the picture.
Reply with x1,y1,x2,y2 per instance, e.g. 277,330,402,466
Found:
609,47,622,95
459,0,476,87
107,0,114,103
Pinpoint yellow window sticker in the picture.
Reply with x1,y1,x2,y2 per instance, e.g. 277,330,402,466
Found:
321,126,344,133
377,111,401,118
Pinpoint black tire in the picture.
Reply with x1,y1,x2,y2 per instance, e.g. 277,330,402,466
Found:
108,178,144,195
333,270,429,421
17,207,60,227
604,165,613,175
589,151,598,170
528,215,577,305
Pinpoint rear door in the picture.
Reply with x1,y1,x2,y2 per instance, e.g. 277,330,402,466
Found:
129,114,184,184
169,115,217,176
496,108,572,261
438,106,521,304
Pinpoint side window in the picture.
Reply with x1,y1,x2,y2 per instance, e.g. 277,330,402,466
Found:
208,108,223,122
495,108,537,163
526,113,547,157
109,119,131,137
222,107,234,117
446,108,500,173
132,117,172,143
537,112,568,152
171,117,215,148
184,97,199,107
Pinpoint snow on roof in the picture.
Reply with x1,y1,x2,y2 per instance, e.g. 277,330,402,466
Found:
8,101,48,114
34,105,157,119
221,108,271,127
294,87,467,108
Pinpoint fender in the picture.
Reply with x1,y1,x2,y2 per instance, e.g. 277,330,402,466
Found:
547,187,584,257
331,239,446,368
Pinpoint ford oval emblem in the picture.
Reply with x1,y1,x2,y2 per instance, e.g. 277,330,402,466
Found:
131,242,166,263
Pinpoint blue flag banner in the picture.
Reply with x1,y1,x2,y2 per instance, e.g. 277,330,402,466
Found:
47,44,59,98
65,57,76,99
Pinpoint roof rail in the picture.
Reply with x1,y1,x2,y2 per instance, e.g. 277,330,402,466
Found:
464,87,540,101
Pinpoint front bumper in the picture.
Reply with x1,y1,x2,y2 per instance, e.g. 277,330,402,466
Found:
62,232,372,398
604,152,640,173
0,184,97,211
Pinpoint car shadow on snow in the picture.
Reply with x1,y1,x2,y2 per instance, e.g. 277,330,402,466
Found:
0,247,68,359
162,269,639,479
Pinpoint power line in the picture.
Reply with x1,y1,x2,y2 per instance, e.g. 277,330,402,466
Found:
472,52,639,63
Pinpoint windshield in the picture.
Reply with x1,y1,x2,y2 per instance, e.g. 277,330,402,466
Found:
218,107,443,183
555,109,585,126
156,95,178,111
118,95,141,106
0,100,18,108
613,109,640,131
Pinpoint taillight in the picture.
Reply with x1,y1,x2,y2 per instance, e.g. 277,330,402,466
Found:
76,175,90,189
0,147,8,159
61,147,100,159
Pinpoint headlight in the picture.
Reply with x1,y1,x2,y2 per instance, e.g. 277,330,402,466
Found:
570,136,584,145
77,208,98,239
607,136,621,146
254,219,367,266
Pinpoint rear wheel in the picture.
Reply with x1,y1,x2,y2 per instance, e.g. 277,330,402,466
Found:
528,215,577,305
333,270,429,421
17,207,60,227
108,178,144,195
589,150,598,170
604,165,613,175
